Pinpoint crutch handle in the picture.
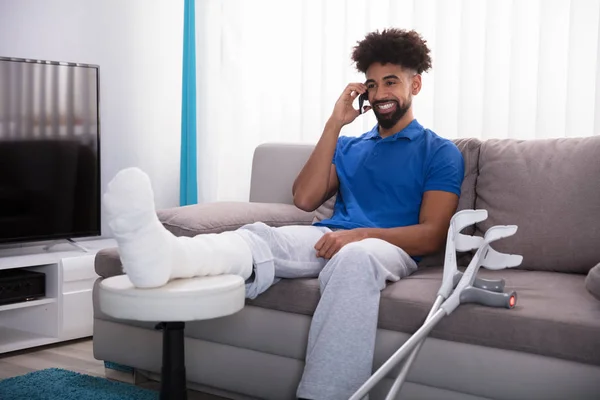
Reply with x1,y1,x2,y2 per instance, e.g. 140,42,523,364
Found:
459,286,517,309
453,272,505,293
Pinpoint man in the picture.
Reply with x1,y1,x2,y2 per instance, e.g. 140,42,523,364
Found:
104,28,464,400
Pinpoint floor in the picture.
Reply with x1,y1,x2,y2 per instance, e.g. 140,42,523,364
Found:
0,338,228,399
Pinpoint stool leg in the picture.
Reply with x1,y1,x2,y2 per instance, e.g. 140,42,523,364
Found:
156,322,187,400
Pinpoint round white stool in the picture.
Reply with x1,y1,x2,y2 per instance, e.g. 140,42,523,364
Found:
98,274,245,400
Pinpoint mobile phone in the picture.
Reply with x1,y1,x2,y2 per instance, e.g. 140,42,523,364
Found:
359,92,369,114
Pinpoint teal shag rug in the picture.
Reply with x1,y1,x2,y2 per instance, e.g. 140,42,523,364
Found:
0,368,158,399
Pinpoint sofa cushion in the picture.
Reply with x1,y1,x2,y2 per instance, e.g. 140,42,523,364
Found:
586,264,600,301
94,202,315,278
475,136,600,274
246,267,600,366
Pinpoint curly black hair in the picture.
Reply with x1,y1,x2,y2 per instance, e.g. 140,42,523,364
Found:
351,28,432,74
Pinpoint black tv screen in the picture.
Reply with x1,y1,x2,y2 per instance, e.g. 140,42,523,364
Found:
0,57,101,244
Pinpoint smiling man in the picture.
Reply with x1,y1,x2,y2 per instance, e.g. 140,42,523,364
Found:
290,29,464,399
103,29,464,400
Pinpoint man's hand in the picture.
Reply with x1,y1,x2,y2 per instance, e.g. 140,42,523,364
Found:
330,83,372,127
315,229,368,259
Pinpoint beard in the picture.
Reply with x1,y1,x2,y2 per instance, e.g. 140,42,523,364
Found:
373,99,411,130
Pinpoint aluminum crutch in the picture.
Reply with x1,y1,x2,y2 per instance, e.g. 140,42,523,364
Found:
383,210,506,400
349,224,522,400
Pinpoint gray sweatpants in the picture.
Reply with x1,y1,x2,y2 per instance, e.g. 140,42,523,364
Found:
235,222,418,400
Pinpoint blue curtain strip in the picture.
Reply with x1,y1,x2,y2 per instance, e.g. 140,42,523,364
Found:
180,0,198,205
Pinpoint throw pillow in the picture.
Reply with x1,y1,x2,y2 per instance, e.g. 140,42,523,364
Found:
585,263,600,301
157,201,315,237
313,195,336,223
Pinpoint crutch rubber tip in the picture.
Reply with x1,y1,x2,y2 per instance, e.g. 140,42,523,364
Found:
508,292,517,309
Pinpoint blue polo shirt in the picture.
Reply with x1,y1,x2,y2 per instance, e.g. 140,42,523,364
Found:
314,119,464,231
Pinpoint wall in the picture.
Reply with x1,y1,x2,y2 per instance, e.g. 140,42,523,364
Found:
0,0,184,238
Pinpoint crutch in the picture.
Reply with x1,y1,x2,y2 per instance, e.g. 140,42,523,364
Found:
383,209,506,400
349,222,522,400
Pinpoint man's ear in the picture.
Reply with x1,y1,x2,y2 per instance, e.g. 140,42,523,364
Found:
411,74,422,95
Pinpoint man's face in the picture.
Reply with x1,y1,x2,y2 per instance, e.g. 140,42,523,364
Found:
364,63,419,129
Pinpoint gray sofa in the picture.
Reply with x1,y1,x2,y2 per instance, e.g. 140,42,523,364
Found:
93,137,600,400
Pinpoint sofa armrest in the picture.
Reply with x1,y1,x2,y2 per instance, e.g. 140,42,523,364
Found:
94,201,315,278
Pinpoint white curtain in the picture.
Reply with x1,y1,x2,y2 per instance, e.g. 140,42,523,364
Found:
195,0,600,203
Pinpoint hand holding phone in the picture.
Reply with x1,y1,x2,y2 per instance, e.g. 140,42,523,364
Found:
330,83,370,127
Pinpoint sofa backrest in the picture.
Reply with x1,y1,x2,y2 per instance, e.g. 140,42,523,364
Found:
249,136,600,274
248,138,481,225
414,138,481,266
449,138,482,231
249,143,314,205
474,136,600,274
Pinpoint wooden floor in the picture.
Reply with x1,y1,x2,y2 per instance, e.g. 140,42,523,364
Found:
0,338,228,399
0,338,105,380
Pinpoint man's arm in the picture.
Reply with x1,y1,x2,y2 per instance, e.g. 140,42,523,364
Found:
292,119,341,211
293,82,367,211
314,191,459,259
361,190,459,256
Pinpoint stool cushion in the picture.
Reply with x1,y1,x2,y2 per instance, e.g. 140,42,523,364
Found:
99,274,245,322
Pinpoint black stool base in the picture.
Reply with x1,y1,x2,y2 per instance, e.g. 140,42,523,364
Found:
156,322,187,400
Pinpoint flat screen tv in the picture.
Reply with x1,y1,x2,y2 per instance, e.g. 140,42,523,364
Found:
0,56,101,244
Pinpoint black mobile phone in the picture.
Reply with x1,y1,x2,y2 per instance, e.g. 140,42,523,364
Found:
359,92,369,114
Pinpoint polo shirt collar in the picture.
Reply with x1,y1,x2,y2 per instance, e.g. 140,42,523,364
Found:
363,119,423,141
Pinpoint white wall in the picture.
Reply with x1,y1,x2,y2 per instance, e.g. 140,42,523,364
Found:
0,0,184,237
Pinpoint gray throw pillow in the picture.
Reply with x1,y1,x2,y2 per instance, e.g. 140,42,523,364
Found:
585,263,600,301
157,202,315,237
313,195,336,223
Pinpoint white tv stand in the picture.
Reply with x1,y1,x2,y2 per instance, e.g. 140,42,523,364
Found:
0,237,116,354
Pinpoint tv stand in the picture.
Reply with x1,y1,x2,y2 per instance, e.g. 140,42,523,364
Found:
43,239,90,253
0,237,116,354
